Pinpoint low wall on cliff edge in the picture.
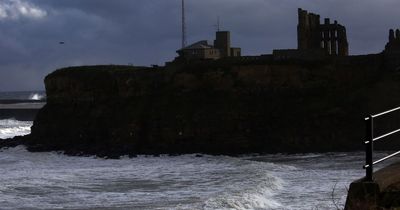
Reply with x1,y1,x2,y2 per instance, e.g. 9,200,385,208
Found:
345,162,400,209
22,56,400,157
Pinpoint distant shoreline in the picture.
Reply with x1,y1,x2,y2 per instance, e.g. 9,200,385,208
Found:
0,99,46,104
0,100,45,121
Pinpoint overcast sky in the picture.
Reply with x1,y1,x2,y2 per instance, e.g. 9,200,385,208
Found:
0,0,399,91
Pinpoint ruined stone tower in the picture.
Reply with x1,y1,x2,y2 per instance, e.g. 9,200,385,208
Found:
385,28,400,52
297,8,320,50
297,8,349,56
384,28,400,70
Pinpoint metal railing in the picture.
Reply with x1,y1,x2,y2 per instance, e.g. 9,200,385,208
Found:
363,106,400,181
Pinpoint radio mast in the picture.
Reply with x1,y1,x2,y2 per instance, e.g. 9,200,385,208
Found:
181,0,187,48
217,16,220,31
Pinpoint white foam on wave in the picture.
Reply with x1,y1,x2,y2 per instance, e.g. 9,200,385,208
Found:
0,146,381,210
0,119,288,209
0,119,382,210
0,119,32,139
203,162,284,210
0,146,287,210
29,93,45,100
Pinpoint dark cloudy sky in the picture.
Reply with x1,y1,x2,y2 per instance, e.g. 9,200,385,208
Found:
0,0,399,91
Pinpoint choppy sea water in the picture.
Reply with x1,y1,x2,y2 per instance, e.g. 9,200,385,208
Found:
0,91,46,101
0,119,398,210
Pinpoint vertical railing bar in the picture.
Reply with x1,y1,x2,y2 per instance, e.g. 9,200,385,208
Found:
365,115,374,181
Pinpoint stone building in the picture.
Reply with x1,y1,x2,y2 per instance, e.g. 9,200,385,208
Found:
176,40,221,60
384,28,400,70
177,31,241,60
272,8,349,61
297,8,349,56
385,29,400,52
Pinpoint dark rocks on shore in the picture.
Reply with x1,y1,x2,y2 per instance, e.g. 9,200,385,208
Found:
0,136,27,149
16,54,400,157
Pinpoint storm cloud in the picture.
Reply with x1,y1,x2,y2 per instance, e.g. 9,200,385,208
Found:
0,0,399,91
0,0,46,20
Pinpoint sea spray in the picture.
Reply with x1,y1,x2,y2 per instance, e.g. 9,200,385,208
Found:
204,162,285,209
1,119,399,209
0,91,46,100
0,119,32,139
0,147,285,210
29,93,46,100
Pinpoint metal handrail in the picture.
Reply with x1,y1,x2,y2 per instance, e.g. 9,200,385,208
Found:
373,151,400,165
364,106,400,120
363,107,400,181
372,128,400,142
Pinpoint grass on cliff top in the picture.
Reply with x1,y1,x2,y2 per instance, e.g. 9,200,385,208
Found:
51,65,152,74
46,65,156,79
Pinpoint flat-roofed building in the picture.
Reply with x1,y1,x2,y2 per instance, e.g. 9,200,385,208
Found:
177,40,221,60
177,31,241,60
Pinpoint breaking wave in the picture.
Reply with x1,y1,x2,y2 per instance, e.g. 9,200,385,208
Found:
204,164,284,210
0,119,32,139
0,146,287,210
0,118,383,210
29,93,45,100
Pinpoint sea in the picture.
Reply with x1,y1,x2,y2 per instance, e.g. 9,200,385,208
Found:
0,91,398,210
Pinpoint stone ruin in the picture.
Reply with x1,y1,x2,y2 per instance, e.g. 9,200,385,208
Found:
297,8,349,56
384,29,400,70
273,8,349,61
385,29,400,52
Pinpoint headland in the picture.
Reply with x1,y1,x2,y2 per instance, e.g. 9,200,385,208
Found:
5,8,400,158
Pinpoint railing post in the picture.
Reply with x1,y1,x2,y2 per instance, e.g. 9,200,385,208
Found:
365,115,374,181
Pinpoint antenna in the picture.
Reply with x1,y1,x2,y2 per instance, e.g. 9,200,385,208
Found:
217,16,220,32
213,16,221,32
181,0,187,48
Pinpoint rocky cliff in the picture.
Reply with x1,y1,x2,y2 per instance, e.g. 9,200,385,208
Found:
22,55,400,157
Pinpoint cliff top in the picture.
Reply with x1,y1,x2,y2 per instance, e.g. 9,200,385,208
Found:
48,65,151,77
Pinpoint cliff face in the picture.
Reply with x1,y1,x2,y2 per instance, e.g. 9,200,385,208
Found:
25,55,400,157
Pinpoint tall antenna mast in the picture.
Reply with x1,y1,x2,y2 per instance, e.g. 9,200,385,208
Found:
213,16,221,32
217,16,220,31
181,0,187,48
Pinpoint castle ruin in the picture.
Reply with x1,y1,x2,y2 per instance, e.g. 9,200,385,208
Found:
384,28,400,70
272,8,349,61
297,8,348,56
385,28,400,52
